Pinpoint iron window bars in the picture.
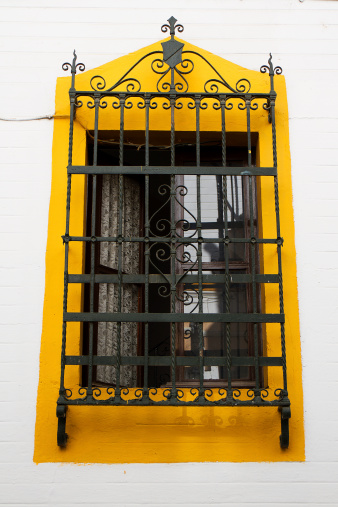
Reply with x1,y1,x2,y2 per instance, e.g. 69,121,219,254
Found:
57,17,291,448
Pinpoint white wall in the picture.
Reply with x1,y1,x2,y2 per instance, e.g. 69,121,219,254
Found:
1,0,338,505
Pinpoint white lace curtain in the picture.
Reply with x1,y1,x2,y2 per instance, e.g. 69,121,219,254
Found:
97,174,140,387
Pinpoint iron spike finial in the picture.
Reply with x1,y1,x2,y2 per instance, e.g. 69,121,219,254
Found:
168,16,177,36
71,50,77,74
161,16,184,39
62,49,85,76
260,54,283,77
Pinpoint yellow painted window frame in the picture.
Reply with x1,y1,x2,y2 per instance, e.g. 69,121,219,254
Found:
34,39,304,463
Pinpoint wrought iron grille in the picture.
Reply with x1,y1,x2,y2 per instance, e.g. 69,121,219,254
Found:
57,17,291,448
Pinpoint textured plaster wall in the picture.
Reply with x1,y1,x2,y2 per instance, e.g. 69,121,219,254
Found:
0,0,338,505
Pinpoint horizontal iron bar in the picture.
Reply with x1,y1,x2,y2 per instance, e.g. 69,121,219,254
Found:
58,397,289,407
75,91,272,99
69,165,277,176
65,235,279,245
65,355,283,367
68,273,279,284
65,312,284,323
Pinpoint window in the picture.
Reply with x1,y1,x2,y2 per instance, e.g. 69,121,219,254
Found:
83,137,261,390
50,18,298,456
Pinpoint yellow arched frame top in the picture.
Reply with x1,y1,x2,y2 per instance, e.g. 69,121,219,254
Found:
34,38,304,463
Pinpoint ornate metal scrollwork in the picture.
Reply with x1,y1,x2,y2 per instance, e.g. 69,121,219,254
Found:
59,17,290,450
62,18,258,97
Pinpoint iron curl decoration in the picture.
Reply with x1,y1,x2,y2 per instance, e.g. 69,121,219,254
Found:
218,387,228,399
64,388,73,399
274,388,287,399
175,244,197,266
90,74,142,93
176,389,185,400
260,53,283,76
158,283,171,298
235,78,251,93
107,386,115,397
155,246,171,263
76,62,86,73
74,99,83,109
150,97,158,110
212,96,234,111
178,58,194,75
90,75,107,91
62,62,72,72
149,388,158,398
112,96,121,109
200,100,208,110
204,388,214,399
173,60,194,93
161,97,171,110
124,99,134,110
152,59,171,93
225,96,234,110
163,388,172,400
176,285,199,313
174,184,197,239
149,183,171,237
189,387,199,399
233,389,242,398
161,19,184,35
93,387,102,398
62,50,85,74
77,387,87,400
263,100,271,111
237,97,247,110
204,78,232,94
246,389,256,399
137,97,146,110
212,98,221,111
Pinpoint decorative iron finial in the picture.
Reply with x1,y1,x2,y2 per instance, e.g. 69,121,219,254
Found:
62,50,85,90
161,16,184,39
62,50,85,74
260,53,282,76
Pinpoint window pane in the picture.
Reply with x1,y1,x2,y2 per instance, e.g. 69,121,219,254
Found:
182,281,250,382
182,175,246,263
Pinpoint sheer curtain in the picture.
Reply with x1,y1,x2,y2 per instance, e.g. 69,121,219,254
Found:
97,174,140,387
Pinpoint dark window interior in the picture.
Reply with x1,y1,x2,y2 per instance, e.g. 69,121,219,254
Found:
83,132,260,388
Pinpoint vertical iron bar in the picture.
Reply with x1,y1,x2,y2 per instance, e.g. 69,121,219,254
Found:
195,95,204,393
115,95,125,400
60,57,79,398
269,74,288,396
144,94,150,396
87,93,100,398
170,84,177,398
220,95,232,397
246,95,260,398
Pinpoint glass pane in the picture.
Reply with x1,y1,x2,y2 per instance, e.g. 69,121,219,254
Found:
182,282,250,381
181,175,246,264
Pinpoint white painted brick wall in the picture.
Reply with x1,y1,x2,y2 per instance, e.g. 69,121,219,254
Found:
1,0,338,504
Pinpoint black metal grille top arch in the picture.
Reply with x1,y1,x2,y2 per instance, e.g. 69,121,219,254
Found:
57,16,290,449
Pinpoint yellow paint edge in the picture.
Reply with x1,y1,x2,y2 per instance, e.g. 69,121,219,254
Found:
34,39,304,463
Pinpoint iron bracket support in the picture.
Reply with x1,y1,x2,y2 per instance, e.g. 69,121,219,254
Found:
278,405,291,449
56,405,68,447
